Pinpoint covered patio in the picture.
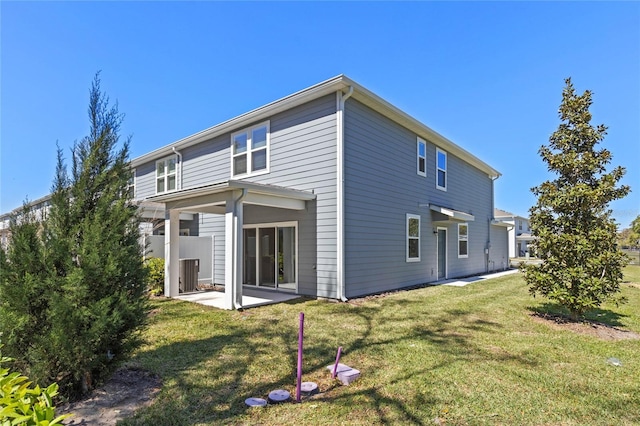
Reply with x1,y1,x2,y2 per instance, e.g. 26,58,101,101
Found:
146,180,316,310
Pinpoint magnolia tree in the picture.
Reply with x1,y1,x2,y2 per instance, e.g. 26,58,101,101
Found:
522,78,630,319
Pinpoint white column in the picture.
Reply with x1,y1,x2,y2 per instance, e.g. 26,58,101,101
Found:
164,208,180,297
224,190,244,310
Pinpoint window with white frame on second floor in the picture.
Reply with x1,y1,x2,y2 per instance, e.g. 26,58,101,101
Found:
156,156,177,194
417,138,426,176
436,148,447,190
458,223,468,258
232,122,270,177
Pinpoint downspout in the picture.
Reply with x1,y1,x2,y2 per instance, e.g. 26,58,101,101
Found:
487,174,500,273
233,188,247,310
336,86,353,302
172,147,183,190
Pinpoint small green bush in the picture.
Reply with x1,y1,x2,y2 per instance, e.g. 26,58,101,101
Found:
0,344,70,426
145,257,165,296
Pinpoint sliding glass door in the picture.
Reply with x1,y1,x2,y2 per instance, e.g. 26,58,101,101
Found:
243,222,297,291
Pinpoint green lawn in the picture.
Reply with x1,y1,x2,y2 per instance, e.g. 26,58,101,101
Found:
121,266,640,425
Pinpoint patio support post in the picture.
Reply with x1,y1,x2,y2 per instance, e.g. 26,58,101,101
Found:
224,190,244,310
164,208,180,297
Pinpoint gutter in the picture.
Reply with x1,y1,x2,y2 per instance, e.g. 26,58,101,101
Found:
487,174,500,273
336,86,353,302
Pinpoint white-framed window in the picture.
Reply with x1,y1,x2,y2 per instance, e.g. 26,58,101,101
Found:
156,156,177,194
127,170,136,198
458,223,468,258
406,213,421,262
417,138,426,176
232,121,270,177
436,148,447,191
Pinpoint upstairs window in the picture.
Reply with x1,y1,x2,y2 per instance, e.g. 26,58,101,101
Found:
232,121,270,177
436,148,447,191
406,214,421,262
127,171,136,198
458,223,468,258
156,156,177,194
417,138,426,176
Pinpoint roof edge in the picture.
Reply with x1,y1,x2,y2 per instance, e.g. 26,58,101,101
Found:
131,75,350,167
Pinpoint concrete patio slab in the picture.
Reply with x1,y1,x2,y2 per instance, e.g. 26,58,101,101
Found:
175,287,301,309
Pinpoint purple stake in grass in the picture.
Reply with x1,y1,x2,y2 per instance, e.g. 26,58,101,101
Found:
296,312,304,403
332,346,343,379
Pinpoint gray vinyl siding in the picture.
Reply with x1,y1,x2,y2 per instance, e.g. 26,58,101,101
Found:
489,225,509,272
181,134,231,187
238,94,337,298
343,99,494,298
134,94,337,297
443,154,493,278
134,162,156,200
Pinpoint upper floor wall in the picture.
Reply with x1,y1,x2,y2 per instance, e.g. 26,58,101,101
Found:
133,94,338,201
343,98,496,296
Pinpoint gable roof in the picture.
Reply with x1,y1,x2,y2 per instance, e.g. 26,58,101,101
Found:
494,208,529,220
131,75,500,179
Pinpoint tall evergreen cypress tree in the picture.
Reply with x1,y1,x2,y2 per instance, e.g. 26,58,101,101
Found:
0,73,148,398
522,78,630,318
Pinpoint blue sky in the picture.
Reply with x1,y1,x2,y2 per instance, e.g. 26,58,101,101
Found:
1,2,639,227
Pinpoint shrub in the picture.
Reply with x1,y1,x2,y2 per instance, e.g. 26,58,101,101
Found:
145,257,165,296
0,344,70,426
0,73,149,399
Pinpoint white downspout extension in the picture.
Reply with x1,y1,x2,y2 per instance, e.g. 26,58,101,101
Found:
172,147,183,190
233,188,247,310
336,86,353,302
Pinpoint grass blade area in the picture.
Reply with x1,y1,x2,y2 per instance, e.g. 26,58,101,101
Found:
121,267,640,425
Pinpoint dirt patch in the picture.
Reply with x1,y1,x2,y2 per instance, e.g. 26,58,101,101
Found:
530,312,640,341
59,368,162,425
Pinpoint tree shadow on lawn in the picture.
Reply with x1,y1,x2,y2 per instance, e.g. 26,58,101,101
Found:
287,298,540,424
527,303,640,341
528,302,628,327
124,296,539,425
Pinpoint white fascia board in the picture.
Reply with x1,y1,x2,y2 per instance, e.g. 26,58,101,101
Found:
130,74,500,180
491,220,514,228
131,75,350,168
143,180,315,212
345,80,500,179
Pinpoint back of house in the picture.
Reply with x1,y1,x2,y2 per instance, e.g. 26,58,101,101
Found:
131,75,508,306
2,75,509,308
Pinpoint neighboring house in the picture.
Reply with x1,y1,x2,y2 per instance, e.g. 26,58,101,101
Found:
130,75,508,309
494,208,535,258
1,75,510,309
0,194,52,250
